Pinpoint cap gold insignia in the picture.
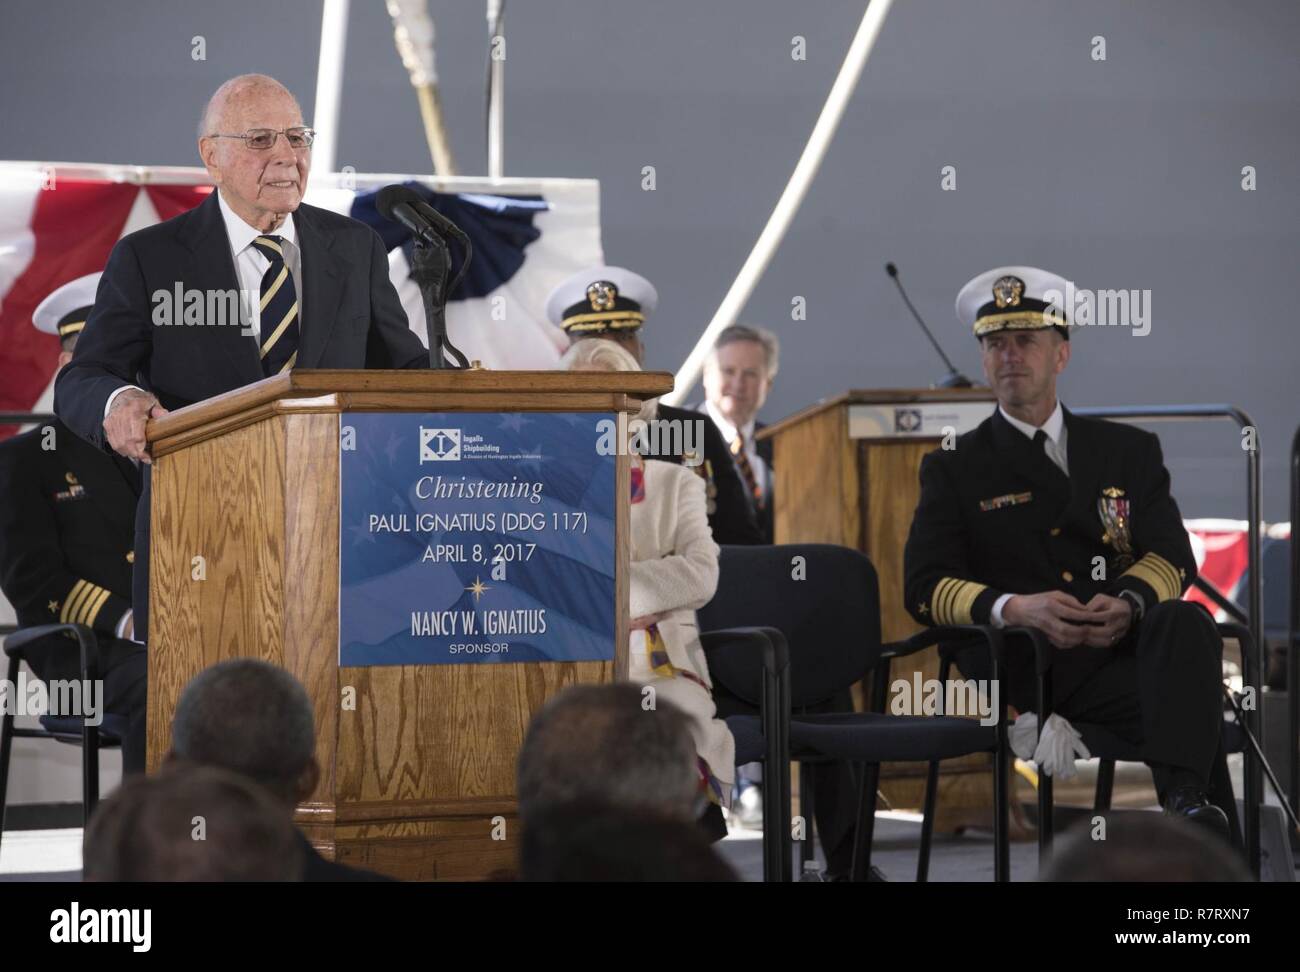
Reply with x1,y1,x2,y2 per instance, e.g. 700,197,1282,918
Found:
586,281,618,312
992,275,1024,309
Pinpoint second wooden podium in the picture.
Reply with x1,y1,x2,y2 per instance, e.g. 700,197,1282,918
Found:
144,369,671,880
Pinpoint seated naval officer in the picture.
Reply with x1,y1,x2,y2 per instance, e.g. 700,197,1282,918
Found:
546,266,763,546
903,266,1236,842
0,274,146,773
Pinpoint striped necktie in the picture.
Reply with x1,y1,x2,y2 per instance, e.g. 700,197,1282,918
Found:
251,235,299,376
730,431,764,510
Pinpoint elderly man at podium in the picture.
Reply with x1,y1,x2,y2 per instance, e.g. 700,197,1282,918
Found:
903,266,1237,844
54,73,428,642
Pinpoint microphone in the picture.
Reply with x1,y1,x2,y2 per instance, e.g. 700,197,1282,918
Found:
376,183,471,370
376,184,470,248
885,262,973,389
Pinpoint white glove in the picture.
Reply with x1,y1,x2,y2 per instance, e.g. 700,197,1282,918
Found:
1008,712,1039,761
1009,712,1091,781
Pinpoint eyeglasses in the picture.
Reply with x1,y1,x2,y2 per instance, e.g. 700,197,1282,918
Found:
205,127,316,150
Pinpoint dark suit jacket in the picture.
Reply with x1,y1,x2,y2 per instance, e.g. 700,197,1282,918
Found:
751,419,774,544
53,192,429,639
55,192,428,440
903,406,1197,709
652,403,762,546
0,419,142,683
689,401,773,544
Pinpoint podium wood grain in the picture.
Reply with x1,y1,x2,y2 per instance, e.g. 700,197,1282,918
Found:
146,370,665,879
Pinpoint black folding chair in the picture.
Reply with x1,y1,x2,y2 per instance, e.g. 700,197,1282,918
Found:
699,543,1011,882
0,623,124,856
699,627,791,882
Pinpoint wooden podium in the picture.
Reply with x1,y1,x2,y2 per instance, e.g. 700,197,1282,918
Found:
759,389,1001,827
144,369,671,880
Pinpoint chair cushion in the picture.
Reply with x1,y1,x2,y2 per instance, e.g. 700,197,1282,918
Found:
725,715,767,765
37,713,128,744
789,712,997,763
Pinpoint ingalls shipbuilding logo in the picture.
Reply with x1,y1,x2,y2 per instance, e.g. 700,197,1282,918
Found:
420,428,461,462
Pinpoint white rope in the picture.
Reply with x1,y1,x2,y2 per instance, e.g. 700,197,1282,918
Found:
663,0,895,405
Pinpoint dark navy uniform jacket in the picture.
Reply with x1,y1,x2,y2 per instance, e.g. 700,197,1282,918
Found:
0,418,141,682
903,406,1197,706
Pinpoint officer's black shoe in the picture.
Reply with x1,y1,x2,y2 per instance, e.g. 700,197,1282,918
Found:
1163,785,1230,841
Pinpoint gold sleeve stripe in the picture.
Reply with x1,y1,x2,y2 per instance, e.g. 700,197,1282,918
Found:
83,587,112,627
61,580,91,624
931,576,989,625
1121,553,1183,603
932,578,954,620
1146,553,1182,601
61,579,112,626
951,580,988,625
934,578,960,623
69,583,100,625
1151,555,1184,600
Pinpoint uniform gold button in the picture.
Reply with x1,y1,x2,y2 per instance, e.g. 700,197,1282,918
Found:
1062,570,1073,582
1050,528,1061,537
126,551,135,564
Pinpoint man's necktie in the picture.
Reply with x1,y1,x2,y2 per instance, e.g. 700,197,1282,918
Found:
730,432,764,510
252,235,299,377
1033,428,1067,478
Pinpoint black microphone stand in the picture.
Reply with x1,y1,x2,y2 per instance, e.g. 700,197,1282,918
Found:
885,262,974,388
409,236,469,370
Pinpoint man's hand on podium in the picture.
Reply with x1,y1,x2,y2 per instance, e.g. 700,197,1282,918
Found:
104,388,169,463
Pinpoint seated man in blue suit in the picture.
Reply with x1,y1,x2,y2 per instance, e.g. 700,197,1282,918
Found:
55,73,428,642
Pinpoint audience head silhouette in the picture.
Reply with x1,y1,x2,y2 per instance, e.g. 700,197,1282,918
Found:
1041,813,1250,882
519,801,737,882
517,683,699,823
82,761,302,881
170,657,318,807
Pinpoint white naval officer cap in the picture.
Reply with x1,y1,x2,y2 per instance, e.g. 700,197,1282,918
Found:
956,265,1072,339
544,265,659,336
33,272,103,341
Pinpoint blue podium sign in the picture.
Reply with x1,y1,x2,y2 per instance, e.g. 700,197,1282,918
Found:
339,412,617,666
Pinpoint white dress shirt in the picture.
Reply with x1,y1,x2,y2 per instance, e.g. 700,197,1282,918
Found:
991,400,1068,627
704,400,769,502
104,191,302,416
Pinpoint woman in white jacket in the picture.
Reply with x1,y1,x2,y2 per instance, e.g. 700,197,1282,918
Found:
562,339,736,812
